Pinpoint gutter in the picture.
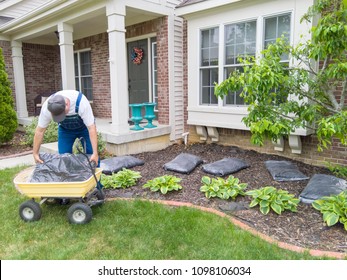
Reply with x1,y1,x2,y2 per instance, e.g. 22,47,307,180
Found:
175,0,242,16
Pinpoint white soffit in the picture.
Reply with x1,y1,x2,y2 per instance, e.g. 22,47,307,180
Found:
175,0,243,16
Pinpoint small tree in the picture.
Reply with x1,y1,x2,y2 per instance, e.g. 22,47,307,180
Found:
0,48,18,144
215,0,347,151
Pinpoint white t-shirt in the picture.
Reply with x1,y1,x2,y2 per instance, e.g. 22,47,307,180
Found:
38,90,95,128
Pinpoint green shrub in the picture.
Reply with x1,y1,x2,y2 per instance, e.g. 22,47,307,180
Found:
200,175,247,200
245,186,299,215
101,168,141,189
96,133,109,158
143,175,182,194
72,132,110,158
23,117,58,146
0,48,18,144
312,191,347,231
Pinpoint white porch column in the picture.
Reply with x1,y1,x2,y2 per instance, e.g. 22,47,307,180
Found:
58,23,75,90
106,0,129,134
11,40,28,118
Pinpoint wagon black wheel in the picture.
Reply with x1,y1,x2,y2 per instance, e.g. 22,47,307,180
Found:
67,203,93,224
19,200,42,222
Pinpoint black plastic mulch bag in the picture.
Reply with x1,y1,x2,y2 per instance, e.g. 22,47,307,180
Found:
30,153,93,183
202,158,250,176
299,174,347,204
163,153,203,174
265,160,309,181
100,156,145,175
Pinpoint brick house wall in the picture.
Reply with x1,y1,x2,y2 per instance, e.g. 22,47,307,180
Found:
20,37,110,118
188,126,347,167
74,33,111,118
22,43,60,115
156,17,169,125
1,41,61,115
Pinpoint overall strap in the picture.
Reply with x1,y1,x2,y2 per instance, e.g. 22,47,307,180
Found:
75,92,83,113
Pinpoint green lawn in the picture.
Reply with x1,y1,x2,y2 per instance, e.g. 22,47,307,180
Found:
0,166,331,260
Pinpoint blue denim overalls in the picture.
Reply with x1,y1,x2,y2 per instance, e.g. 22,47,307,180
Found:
57,92,93,155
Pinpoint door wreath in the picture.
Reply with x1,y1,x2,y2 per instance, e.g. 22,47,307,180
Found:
131,47,144,65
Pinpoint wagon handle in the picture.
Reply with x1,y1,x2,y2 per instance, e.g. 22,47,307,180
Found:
74,137,100,188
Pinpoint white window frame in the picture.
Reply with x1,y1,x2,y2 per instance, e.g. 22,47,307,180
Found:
151,41,158,111
199,26,219,106
263,12,292,63
223,19,258,106
197,12,292,109
74,48,93,100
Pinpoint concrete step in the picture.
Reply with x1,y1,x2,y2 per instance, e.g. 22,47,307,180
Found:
40,142,58,154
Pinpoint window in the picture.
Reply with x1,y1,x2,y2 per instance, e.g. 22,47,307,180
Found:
201,68,218,104
264,14,291,103
224,21,256,105
74,50,93,100
197,13,291,108
224,66,245,105
200,27,219,105
264,14,291,60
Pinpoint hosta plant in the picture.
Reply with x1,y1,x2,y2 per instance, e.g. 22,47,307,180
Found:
245,186,299,215
200,175,247,200
312,190,347,231
101,168,141,189
143,175,182,194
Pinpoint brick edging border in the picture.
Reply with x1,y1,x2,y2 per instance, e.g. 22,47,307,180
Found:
107,197,346,260
0,150,32,160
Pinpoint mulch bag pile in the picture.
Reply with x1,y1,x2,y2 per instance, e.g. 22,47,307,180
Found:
100,155,145,175
30,153,93,182
265,160,309,181
299,174,347,204
202,158,250,176
163,153,203,174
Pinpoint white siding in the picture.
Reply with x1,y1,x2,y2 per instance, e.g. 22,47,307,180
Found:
172,15,185,139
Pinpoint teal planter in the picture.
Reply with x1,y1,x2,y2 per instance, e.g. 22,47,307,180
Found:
129,103,144,131
143,102,157,128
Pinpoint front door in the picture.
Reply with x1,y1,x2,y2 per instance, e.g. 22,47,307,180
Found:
127,39,149,104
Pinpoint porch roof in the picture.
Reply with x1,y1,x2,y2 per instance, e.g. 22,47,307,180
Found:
0,0,172,45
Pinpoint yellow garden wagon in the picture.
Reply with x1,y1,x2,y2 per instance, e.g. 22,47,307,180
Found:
13,166,104,224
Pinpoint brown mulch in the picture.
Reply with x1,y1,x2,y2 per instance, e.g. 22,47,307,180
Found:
1,132,346,254
0,131,32,158
105,142,347,254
